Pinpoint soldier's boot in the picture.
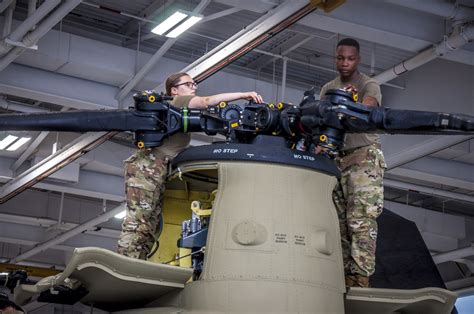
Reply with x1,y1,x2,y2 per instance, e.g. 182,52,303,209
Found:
345,274,370,288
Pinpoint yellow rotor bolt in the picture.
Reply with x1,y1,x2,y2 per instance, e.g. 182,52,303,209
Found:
137,141,145,149
320,135,327,142
148,95,156,103
219,102,227,108
277,102,283,109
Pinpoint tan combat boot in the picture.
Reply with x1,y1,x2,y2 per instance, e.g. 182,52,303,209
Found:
345,274,370,288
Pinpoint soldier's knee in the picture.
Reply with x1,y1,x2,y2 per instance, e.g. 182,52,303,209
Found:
347,217,377,233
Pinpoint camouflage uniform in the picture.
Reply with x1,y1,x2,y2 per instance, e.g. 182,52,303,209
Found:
332,145,386,276
320,73,386,277
117,96,194,259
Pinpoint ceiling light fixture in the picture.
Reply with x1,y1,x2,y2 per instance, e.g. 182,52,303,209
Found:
0,135,18,150
7,137,31,151
166,15,202,38
151,10,203,38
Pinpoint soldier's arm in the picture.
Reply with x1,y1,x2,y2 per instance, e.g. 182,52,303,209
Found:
319,85,328,100
188,92,264,109
362,81,382,108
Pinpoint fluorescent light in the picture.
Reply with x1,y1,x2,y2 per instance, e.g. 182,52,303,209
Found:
166,15,202,38
151,11,188,36
114,210,126,219
0,135,18,150
6,137,31,151
0,272,9,276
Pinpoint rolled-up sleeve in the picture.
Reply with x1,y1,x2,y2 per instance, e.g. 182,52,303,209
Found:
364,81,382,106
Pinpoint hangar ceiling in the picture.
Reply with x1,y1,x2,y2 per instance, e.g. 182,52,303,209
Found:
0,0,473,310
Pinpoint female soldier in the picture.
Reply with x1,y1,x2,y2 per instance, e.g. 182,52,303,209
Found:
117,72,264,259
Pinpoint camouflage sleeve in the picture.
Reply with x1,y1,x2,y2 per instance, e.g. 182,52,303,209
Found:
171,95,195,108
363,81,382,106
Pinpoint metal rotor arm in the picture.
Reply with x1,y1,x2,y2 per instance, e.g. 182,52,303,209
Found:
0,89,473,153
0,91,295,148
299,88,474,156
0,92,228,149
368,109,473,135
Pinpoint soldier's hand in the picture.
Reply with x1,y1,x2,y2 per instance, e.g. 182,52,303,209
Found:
243,92,264,104
314,145,323,155
343,85,358,93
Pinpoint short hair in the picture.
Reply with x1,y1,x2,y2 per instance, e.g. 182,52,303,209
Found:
165,72,190,96
337,38,360,53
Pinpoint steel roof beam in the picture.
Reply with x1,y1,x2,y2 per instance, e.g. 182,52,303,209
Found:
387,167,474,192
0,212,120,239
179,0,325,84
0,0,15,14
386,135,474,170
384,178,474,205
8,203,124,263
116,0,211,102
0,131,116,204
118,0,176,37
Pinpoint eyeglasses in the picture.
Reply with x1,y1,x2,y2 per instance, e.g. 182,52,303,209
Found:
174,81,197,89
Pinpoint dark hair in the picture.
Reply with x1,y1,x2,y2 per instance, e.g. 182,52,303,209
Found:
337,38,360,53
165,72,190,96
0,293,23,312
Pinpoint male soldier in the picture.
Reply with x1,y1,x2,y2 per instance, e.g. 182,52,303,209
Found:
117,72,264,259
319,38,386,287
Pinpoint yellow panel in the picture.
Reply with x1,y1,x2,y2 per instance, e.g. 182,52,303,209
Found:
0,263,60,278
148,189,213,264
162,190,214,225
148,223,182,264
179,248,192,268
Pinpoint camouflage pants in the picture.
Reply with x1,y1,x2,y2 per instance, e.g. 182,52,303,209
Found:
117,148,168,260
333,144,386,277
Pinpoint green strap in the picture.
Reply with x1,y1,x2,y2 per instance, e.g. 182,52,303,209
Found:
183,107,188,133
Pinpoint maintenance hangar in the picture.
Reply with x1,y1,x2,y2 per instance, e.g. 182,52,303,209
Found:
0,0,473,313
